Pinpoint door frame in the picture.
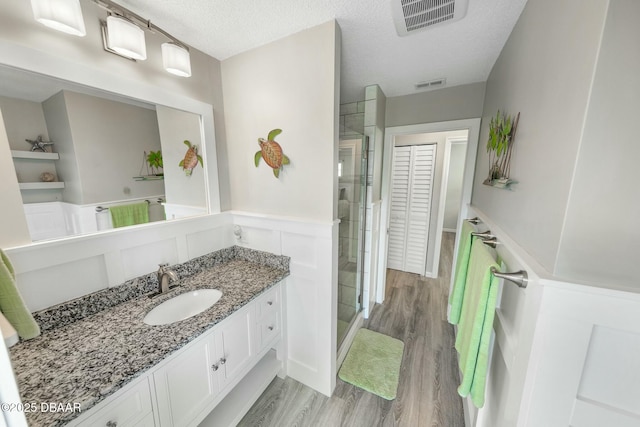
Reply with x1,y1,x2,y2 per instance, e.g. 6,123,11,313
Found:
376,118,480,303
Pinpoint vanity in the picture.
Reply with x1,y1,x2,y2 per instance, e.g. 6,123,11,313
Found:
8,247,289,427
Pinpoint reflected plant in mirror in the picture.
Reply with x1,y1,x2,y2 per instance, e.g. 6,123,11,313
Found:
0,65,209,243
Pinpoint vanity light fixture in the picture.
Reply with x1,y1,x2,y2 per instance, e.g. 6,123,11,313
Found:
161,42,192,77
105,14,147,60
32,0,192,76
30,0,86,37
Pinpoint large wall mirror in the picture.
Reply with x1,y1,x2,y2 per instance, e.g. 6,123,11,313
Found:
0,64,211,243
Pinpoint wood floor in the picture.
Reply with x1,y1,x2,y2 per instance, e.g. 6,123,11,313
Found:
238,233,464,427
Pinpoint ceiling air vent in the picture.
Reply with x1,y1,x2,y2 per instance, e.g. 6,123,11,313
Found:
415,78,447,90
392,0,469,36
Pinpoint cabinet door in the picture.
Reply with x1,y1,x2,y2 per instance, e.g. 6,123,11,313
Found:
215,305,256,389
70,378,154,427
153,334,218,427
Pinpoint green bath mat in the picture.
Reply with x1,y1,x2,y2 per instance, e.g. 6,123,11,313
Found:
338,328,404,400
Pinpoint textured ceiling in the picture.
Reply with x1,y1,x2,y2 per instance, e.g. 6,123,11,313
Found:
117,0,528,103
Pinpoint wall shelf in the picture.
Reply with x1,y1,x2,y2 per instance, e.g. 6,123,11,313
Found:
19,182,65,190
11,150,60,160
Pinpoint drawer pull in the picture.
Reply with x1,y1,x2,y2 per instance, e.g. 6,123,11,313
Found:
219,357,227,365
268,326,274,331
106,422,117,427
211,364,219,371
267,301,273,306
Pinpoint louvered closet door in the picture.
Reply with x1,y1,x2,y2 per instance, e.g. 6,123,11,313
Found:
387,144,436,274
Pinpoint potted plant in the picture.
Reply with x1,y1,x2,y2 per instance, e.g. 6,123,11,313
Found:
146,150,163,176
484,110,520,188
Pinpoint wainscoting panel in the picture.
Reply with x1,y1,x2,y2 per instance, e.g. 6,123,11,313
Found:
231,212,337,396
6,213,233,311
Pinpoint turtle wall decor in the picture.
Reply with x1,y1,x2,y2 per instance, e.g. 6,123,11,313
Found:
254,128,290,178
179,140,203,176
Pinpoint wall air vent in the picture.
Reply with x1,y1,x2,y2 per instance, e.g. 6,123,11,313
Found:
415,78,446,90
392,0,469,36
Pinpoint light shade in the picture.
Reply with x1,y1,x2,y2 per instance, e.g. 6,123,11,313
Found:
106,15,146,60
31,0,86,37
162,43,192,77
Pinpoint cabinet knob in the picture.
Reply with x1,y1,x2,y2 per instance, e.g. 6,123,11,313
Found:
211,364,219,371
106,422,117,427
267,301,273,306
268,326,274,331
219,357,226,365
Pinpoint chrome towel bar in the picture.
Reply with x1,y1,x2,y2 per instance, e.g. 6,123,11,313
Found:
95,198,164,213
490,267,528,288
466,217,481,224
471,230,494,240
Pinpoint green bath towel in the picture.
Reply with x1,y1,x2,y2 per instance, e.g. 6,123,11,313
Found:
449,220,476,324
110,202,149,228
0,250,40,340
455,239,500,408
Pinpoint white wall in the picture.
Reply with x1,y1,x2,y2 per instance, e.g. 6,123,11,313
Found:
444,141,466,230
555,0,640,290
471,0,609,273
62,90,165,204
385,82,486,128
0,109,31,247
221,21,340,395
221,21,339,222
156,105,207,214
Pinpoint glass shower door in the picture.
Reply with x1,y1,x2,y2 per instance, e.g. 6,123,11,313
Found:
337,136,368,348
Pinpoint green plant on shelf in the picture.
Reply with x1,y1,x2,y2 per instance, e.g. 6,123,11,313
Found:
146,150,163,176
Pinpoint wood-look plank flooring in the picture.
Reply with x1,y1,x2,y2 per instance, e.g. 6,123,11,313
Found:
238,233,464,427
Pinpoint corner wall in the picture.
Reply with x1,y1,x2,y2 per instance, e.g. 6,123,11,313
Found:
555,0,640,290
471,0,609,273
221,21,340,396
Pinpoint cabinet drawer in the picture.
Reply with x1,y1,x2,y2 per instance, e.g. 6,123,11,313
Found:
259,310,281,350
75,378,153,427
258,286,280,317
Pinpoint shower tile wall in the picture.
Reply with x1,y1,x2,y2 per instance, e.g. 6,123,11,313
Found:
339,101,365,137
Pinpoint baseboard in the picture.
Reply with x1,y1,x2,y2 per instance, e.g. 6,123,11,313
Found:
336,312,364,369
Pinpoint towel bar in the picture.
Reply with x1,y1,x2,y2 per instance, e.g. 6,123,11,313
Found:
471,230,494,240
481,237,499,248
95,198,164,212
490,267,528,288
466,217,481,224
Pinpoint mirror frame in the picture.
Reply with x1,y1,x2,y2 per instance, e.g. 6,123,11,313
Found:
0,40,221,246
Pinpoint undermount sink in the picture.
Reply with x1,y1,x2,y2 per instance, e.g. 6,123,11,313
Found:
144,289,223,325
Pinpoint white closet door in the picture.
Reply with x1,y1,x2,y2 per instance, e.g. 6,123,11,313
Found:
387,144,436,274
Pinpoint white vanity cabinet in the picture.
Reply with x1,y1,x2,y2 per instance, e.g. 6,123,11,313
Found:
67,281,284,427
153,333,219,426
153,302,256,427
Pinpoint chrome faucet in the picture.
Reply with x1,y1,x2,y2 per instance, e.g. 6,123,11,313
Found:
157,263,178,293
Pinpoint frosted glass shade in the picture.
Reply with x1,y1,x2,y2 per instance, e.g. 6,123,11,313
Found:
106,15,146,60
162,43,192,77
31,0,86,37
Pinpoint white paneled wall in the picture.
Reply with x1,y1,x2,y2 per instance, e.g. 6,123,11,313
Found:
231,212,337,396
6,214,235,311
459,207,640,427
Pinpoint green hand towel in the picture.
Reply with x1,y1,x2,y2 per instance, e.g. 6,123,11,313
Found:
455,239,500,408
0,250,40,340
449,220,476,324
110,202,149,228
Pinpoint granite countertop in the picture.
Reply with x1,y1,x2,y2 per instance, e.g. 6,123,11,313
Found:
9,248,289,427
